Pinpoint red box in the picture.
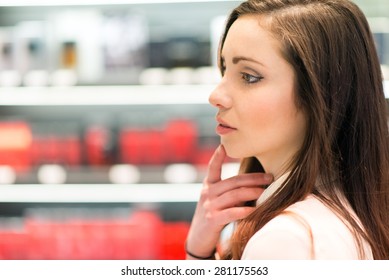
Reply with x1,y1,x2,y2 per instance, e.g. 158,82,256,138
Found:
0,121,32,170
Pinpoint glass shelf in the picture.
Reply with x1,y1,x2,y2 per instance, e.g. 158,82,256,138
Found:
0,183,202,203
0,85,213,106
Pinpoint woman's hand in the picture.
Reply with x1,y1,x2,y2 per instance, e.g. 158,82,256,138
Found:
185,145,273,259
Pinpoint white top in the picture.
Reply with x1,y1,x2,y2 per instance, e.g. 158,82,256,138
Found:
241,173,373,260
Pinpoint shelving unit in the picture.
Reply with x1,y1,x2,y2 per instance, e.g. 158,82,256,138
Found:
0,85,220,185
0,0,241,260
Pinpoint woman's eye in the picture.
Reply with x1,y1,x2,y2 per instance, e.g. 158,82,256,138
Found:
241,72,262,84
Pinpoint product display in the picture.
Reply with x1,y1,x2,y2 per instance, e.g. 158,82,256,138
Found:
0,117,220,184
0,209,189,260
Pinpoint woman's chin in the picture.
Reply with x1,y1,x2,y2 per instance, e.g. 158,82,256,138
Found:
222,144,244,159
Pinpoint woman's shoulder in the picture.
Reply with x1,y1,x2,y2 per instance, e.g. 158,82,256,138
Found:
241,195,373,259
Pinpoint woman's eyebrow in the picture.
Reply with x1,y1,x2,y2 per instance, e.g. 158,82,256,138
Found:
232,56,265,66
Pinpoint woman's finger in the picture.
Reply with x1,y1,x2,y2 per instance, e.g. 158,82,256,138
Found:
205,145,226,184
212,186,265,210
206,206,259,227
209,173,273,197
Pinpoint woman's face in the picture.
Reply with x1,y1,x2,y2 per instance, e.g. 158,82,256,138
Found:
209,15,307,178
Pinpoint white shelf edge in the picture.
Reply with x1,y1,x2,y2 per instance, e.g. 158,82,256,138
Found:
0,85,213,106
0,0,233,7
0,82,387,106
0,183,202,203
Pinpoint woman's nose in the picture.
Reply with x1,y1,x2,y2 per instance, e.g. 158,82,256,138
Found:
208,81,232,109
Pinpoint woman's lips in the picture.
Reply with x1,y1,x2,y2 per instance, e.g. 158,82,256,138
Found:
216,117,237,135
216,124,237,135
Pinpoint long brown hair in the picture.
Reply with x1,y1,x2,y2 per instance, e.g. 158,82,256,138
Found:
219,0,389,259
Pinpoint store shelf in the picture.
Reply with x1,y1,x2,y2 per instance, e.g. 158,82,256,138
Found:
0,82,387,106
0,85,213,106
0,183,201,203
0,0,232,7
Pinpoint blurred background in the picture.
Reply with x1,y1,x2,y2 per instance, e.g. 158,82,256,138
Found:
0,0,387,260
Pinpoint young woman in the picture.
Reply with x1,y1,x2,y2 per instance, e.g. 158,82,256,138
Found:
186,0,389,260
